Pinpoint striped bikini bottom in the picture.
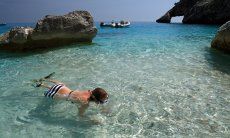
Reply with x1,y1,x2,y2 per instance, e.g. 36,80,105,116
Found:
44,84,64,98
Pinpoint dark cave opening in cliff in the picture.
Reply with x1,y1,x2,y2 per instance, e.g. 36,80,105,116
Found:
171,16,183,23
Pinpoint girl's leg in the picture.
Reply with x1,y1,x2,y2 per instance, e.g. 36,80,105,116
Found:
45,79,64,85
40,83,51,89
36,82,51,89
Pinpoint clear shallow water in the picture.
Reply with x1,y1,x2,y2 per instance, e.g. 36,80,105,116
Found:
0,22,230,137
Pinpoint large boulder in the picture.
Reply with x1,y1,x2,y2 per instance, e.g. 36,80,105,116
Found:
0,10,97,51
156,0,230,24
211,21,230,53
32,11,97,41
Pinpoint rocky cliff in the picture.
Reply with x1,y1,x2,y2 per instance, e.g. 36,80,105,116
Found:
156,0,230,24
0,10,97,51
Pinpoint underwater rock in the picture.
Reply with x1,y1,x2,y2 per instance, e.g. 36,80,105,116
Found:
211,21,230,53
156,0,230,24
0,10,97,51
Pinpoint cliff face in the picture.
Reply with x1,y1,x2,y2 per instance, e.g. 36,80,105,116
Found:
156,0,198,23
156,0,230,24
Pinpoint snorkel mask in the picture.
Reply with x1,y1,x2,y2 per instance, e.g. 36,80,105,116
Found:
90,91,109,104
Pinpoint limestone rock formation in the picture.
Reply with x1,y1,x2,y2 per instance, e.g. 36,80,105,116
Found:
32,11,97,41
156,0,230,24
9,27,34,44
0,10,97,51
211,21,230,53
0,27,34,44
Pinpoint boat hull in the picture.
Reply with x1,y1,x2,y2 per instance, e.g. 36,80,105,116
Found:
100,22,130,28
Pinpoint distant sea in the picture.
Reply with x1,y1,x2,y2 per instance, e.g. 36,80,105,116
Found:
0,22,229,137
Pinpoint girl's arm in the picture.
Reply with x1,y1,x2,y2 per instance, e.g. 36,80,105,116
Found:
78,103,89,116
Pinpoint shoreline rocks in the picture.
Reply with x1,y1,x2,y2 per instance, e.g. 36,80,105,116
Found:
211,21,230,53
156,0,230,24
0,10,97,51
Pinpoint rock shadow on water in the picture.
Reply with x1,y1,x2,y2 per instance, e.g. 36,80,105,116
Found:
27,99,97,137
205,47,230,75
0,42,98,59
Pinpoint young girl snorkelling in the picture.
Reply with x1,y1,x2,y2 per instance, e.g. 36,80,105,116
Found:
35,76,109,116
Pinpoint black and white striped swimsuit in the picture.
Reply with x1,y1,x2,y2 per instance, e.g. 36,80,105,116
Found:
44,84,64,98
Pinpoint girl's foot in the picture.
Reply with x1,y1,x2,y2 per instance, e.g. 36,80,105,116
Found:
34,82,42,87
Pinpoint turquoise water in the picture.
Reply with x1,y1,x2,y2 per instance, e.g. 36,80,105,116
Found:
0,23,230,137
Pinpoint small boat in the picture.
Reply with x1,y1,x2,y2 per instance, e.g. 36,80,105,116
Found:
115,21,130,28
0,23,6,26
100,22,113,27
100,21,130,28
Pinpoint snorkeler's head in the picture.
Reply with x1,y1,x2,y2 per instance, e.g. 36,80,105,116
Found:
90,88,108,104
